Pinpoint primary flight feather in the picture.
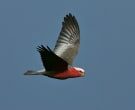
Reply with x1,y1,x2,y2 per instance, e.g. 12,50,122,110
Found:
24,13,85,79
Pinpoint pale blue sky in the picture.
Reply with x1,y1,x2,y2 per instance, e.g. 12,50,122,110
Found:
0,0,135,110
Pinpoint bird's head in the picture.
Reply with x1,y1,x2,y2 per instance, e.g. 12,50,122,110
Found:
74,67,85,77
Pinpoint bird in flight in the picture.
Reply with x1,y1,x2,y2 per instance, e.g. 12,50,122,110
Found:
24,13,85,79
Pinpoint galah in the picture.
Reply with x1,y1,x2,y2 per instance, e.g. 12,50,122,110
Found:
24,13,85,79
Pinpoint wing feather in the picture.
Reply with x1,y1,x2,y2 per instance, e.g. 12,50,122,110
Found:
54,13,80,64
37,45,68,72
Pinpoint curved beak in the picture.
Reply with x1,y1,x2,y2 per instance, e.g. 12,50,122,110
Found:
80,72,85,77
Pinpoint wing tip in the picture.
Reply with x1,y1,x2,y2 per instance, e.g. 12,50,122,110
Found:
37,45,46,52
66,13,74,17
65,13,74,19
37,45,53,53
63,13,79,29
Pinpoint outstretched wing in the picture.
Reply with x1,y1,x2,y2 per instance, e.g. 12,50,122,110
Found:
54,13,80,65
37,45,68,72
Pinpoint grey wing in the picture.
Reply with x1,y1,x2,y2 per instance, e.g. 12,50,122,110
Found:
53,13,80,65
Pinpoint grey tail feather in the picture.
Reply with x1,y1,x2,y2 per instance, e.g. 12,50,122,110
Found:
24,70,41,75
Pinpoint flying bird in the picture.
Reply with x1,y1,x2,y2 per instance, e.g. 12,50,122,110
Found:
24,13,85,79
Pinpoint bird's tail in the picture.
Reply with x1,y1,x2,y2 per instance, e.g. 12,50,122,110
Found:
24,70,42,75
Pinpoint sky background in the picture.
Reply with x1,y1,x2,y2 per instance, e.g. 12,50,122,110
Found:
0,0,135,110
